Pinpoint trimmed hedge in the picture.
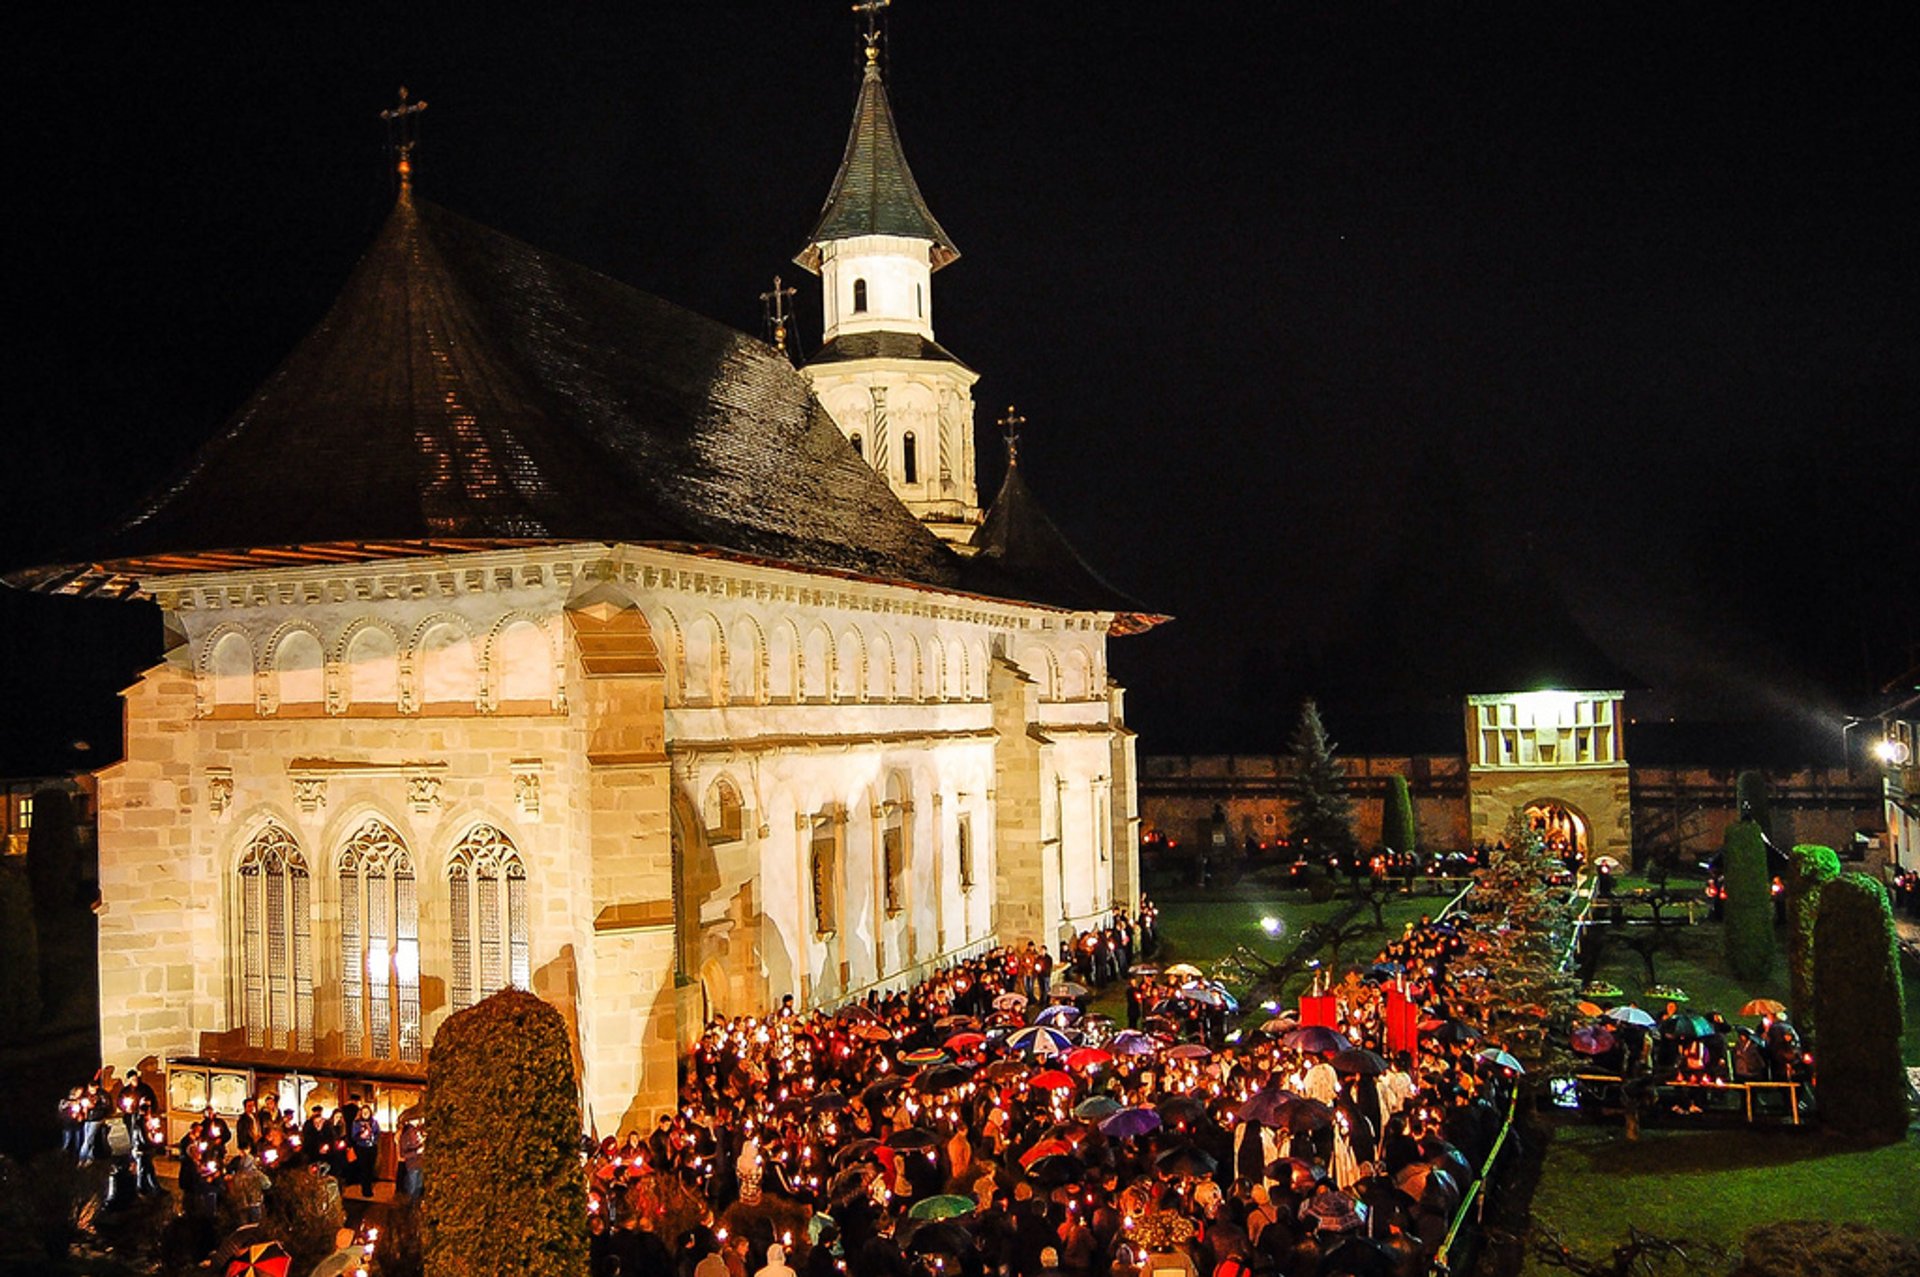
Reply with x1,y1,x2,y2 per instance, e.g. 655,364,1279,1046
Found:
1811,874,1907,1140
424,990,588,1277
1381,774,1416,857
1784,844,1840,1036
1722,820,1773,981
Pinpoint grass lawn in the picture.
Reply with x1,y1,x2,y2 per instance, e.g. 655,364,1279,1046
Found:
1522,1124,1920,1269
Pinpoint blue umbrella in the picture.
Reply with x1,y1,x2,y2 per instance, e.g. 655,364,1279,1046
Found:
1282,1026,1352,1054
1098,1106,1162,1139
1073,1095,1122,1120
1234,1086,1304,1127
1604,1006,1656,1028
1006,1025,1074,1057
1108,1030,1159,1056
1035,1003,1082,1027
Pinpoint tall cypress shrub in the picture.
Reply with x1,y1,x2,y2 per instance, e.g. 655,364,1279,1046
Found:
1722,820,1773,981
1734,770,1772,844
1784,844,1840,1036
1381,774,1416,858
423,990,587,1277
1812,874,1907,1140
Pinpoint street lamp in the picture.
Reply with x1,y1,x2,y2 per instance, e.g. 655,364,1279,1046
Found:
1874,737,1911,766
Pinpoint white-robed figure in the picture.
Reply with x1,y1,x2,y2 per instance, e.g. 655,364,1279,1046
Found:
1302,1058,1340,1105
1330,1107,1362,1191
736,1131,763,1206
1233,1119,1282,1181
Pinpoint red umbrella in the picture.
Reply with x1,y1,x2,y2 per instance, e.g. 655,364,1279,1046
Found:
226,1242,293,1277
1020,1137,1074,1167
1165,1043,1212,1061
1028,1069,1076,1091
945,1031,987,1051
1064,1046,1112,1070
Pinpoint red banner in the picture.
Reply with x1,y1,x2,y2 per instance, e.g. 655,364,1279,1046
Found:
1384,987,1419,1060
1299,993,1338,1029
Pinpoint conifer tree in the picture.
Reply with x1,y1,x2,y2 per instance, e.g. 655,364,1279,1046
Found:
1722,819,1774,981
1288,698,1355,862
1451,809,1577,1080
1381,774,1416,857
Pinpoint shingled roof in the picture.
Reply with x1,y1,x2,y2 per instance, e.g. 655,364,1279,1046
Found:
807,330,970,370
968,456,1165,635
8,187,968,598
795,56,958,273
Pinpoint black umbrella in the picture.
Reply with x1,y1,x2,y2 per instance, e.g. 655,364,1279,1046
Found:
1331,1048,1388,1076
1272,1097,1335,1133
861,1077,908,1111
1024,1153,1084,1187
885,1127,941,1150
833,1138,881,1166
906,1221,975,1255
915,1064,973,1094
812,1090,851,1111
1154,1095,1208,1126
1155,1146,1218,1178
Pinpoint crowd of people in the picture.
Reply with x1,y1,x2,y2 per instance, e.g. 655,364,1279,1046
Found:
583,904,1517,1277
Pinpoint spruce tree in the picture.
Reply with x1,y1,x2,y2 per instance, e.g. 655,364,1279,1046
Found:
424,989,588,1277
1288,698,1355,862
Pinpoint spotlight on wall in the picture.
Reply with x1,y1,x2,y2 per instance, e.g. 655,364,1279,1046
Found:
1874,737,1911,766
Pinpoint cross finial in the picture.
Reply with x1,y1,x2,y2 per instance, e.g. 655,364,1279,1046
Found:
760,275,799,356
379,86,429,186
998,405,1027,465
853,0,891,67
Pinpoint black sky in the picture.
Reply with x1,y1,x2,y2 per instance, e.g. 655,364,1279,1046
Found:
5,3,1915,772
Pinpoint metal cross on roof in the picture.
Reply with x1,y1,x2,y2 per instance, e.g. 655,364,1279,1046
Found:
379,86,429,180
998,405,1027,465
853,0,891,62
760,275,798,355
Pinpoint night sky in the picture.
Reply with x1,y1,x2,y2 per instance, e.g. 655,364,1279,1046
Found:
6,4,1915,773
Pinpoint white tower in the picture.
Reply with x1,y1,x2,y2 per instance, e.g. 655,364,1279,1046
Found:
796,43,982,545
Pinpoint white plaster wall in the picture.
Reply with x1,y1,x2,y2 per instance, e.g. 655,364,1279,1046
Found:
820,236,934,340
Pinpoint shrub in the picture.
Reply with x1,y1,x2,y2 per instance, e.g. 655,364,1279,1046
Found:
375,1198,425,1277
1731,1219,1920,1276
0,867,41,1035
262,1164,346,1275
1811,874,1907,1140
1784,845,1840,1036
1721,820,1773,981
423,989,587,1277
0,1151,107,1263
1381,774,1415,858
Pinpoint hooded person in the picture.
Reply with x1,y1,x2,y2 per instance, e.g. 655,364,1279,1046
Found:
754,1242,795,1277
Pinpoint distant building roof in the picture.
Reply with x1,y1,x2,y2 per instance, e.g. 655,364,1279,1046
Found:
795,57,958,273
970,456,1165,634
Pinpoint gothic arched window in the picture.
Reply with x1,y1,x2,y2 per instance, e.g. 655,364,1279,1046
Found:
447,825,529,1010
809,817,837,937
237,825,312,1051
852,278,868,313
850,432,863,458
338,819,420,1061
902,432,918,484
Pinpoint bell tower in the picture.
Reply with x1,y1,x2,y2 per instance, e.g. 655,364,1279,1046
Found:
795,14,982,546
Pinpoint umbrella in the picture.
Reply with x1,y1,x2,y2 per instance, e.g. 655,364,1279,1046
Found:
1176,984,1227,1008
981,1059,1028,1081
1130,964,1162,977
944,1031,987,1051
1660,1012,1715,1040
1575,1001,1605,1017
1234,1086,1302,1127
1476,1048,1524,1074
916,1064,973,1094
1265,1156,1324,1190
993,992,1029,1012
986,1011,1027,1029
1283,1026,1353,1054
885,1127,941,1150
899,1047,948,1067
934,1014,978,1030
1741,998,1787,1018
1428,1020,1481,1046
1331,1048,1388,1076
833,1138,882,1166
1007,1025,1074,1057
1593,856,1623,871
1155,1095,1208,1126
1394,1163,1460,1211
1165,963,1203,979
1366,961,1403,981
1604,1006,1656,1028
1256,1015,1299,1036
1024,1153,1083,1187
1155,1146,1217,1178
1140,1014,1182,1035
811,1090,851,1111
225,1242,293,1277
1109,1030,1158,1056
1051,982,1092,1001
1064,1046,1112,1070
908,1194,977,1221
905,1221,974,1255
852,1022,894,1042
1570,1025,1617,1055
1028,1069,1075,1091
1098,1106,1162,1139
1165,1043,1212,1061
836,1003,879,1023
1303,1190,1365,1232
1020,1138,1075,1167
1074,1095,1123,1120
1035,1004,1083,1027
1270,1097,1334,1133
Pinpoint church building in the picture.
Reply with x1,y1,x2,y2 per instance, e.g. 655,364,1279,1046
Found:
9,44,1161,1135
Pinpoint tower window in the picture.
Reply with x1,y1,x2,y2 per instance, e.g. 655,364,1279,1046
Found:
852,278,868,313
902,432,918,483
915,284,923,318
850,432,863,458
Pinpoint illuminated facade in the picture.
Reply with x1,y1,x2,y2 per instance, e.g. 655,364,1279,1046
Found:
1465,689,1631,861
